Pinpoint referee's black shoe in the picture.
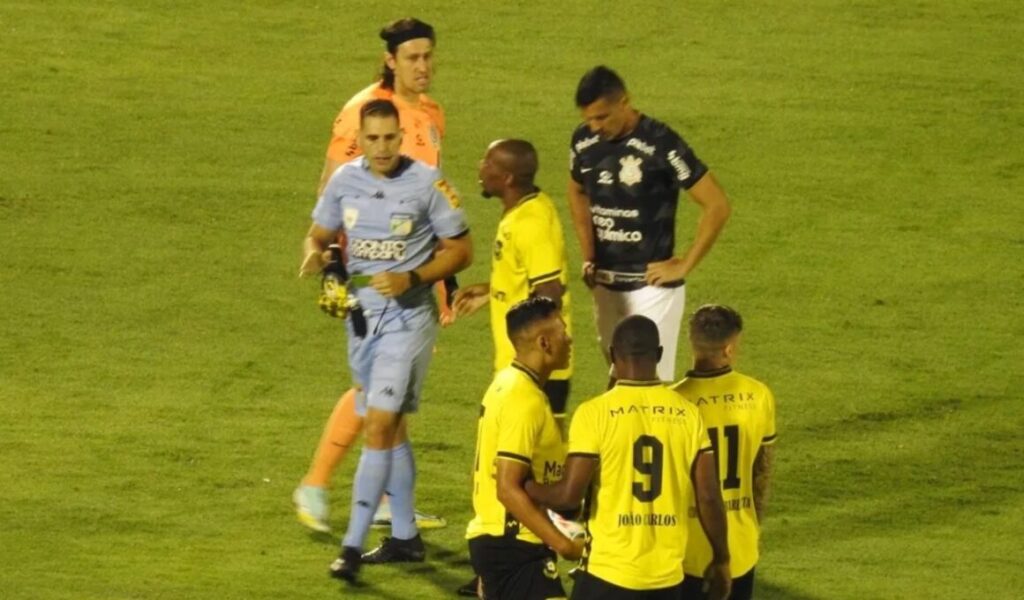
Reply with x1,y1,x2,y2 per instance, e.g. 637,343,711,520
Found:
329,546,362,582
362,534,426,563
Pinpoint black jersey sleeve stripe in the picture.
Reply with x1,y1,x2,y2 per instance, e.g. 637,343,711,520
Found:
528,270,562,285
762,434,778,444
496,451,531,465
567,452,600,460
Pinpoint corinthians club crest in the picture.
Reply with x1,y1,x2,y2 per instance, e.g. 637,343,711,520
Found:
619,155,643,186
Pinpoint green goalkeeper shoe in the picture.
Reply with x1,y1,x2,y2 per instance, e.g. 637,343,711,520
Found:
293,485,331,533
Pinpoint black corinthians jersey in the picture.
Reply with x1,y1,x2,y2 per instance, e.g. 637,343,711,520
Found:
569,115,708,276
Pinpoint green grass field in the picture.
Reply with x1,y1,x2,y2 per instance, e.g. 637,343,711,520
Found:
2,1,1022,598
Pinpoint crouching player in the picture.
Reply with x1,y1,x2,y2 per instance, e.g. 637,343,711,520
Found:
466,297,584,599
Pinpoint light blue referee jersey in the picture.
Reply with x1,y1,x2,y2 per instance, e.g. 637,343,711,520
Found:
312,156,469,313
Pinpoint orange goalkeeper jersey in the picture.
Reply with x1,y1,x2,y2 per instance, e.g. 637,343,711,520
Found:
325,81,444,167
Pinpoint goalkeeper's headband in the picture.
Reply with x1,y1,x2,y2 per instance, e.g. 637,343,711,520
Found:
380,20,435,54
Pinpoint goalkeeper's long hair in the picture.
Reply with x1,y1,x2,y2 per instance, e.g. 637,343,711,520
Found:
378,18,435,90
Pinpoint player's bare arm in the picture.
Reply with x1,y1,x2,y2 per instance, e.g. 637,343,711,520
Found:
567,179,597,287
530,280,565,310
752,444,776,524
496,459,585,560
452,283,489,316
524,454,596,512
371,233,473,298
299,223,339,277
692,450,732,600
645,172,731,286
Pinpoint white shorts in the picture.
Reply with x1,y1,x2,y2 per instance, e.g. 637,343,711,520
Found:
592,284,686,382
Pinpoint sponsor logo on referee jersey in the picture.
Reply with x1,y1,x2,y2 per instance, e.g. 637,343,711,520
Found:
667,149,692,181
350,238,407,261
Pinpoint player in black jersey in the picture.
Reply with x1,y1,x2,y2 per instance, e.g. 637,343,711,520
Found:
568,66,731,382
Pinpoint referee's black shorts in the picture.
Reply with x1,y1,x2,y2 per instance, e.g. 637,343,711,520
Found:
570,570,683,599
678,568,755,600
469,535,566,599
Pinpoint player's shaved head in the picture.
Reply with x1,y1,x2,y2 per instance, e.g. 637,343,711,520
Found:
690,304,744,355
611,315,661,360
487,139,538,189
576,65,627,107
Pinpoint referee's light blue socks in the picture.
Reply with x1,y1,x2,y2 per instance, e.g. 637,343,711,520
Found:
386,442,419,540
342,447,391,549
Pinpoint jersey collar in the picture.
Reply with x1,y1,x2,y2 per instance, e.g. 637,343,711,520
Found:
360,155,415,179
511,360,543,387
616,379,662,387
685,366,733,379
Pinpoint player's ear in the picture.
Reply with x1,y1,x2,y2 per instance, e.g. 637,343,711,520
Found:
384,51,397,70
656,346,664,363
538,333,551,355
724,339,737,362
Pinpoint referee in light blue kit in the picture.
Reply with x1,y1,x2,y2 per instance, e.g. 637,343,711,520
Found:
299,98,473,583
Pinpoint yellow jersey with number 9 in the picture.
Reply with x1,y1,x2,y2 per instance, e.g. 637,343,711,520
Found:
568,382,710,590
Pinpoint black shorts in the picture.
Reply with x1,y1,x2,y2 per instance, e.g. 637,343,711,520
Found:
570,570,683,600
544,379,570,416
469,535,566,600
677,568,755,600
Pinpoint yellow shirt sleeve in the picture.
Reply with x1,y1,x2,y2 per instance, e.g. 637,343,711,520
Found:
515,213,564,288
495,394,545,465
567,402,600,458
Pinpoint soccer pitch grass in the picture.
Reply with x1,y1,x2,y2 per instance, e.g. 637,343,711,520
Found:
1,1,1021,598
